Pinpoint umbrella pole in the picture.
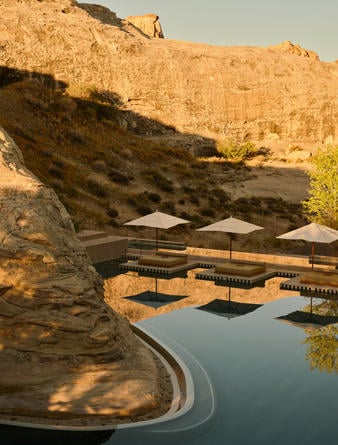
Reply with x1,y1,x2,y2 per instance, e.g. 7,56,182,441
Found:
228,287,231,302
311,242,314,270
155,277,158,297
156,228,159,252
229,234,232,261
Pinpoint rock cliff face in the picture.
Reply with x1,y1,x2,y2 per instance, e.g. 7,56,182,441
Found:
0,127,166,421
126,14,164,38
0,1,337,147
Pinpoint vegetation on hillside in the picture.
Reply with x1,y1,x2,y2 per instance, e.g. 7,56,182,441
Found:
216,139,260,162
0,74,308,252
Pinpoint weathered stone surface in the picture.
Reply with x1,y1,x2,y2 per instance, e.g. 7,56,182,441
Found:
126,14,164,38
0,127,168,421
269,40,319,60
0,1,337,146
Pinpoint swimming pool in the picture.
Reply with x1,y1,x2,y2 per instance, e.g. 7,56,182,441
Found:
1,296,337,445
107,296,338,445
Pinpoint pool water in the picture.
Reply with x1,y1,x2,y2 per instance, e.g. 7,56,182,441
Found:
107,296,338,445
1,296,337,445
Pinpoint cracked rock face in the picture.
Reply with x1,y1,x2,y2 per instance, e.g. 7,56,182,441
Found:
0,127,165,421
0,1,337,147
0,126,133,357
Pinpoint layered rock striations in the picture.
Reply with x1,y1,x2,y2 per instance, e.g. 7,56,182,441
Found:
0,127,168,421
0,1,337,147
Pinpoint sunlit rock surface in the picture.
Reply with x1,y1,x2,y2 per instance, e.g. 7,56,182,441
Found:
0,1,336,148
0,127,169,422
126,14,164,38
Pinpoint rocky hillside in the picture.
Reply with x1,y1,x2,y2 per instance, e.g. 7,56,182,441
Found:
0,0,337,150
0,126,170,423
0,0,317,250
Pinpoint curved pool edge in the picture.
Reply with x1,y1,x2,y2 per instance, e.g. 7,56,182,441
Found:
0,321,216,435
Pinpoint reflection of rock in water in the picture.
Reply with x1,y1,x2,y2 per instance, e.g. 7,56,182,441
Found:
0,127,165,421
0,424,114,445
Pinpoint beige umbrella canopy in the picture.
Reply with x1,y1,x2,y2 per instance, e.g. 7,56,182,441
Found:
124,210,190,250
197,216,264,260
276,222,338,269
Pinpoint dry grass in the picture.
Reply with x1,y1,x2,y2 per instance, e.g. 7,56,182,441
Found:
0,77,309,252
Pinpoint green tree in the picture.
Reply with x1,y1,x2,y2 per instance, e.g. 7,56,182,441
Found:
302,145,338,229
304,324,338,374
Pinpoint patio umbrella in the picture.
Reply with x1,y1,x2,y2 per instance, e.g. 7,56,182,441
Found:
124,210,189,250
276,222,338,270
197,216,264,260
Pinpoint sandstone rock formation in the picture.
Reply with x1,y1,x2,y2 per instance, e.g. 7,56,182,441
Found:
0,127,168,422
269,40,319,60
0,1,337,148
126,14,164,38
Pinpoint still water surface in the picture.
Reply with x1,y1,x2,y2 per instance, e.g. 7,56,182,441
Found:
107,296,337,445
2,296,337,445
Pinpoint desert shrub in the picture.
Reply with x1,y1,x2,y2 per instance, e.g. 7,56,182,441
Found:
127,196,137,207
106,207,119,218
160,201,176,214
182,185,194,193
143,169,174,193
216,139,258,161
52,159,65,169
126,192,153,215
201,207,216,218
68,128,86,144
108,168,131,185
212,188,231,202
249,196,262,207
13,125,37,143
92,160,107,173
180,211,191,219
147,192,162,203
137,204,152,215
190,213,208,228
189,195,200,206
48,165,64,179
232,197,253,213
23,92,49,111
87,178,108,198
260,197,285,214
108,219,120,227
178,198,186,205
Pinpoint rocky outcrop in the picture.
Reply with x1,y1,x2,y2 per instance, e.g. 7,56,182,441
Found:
126,14,164,38
0,127,168,421
269,40,319,60
0,1,337,148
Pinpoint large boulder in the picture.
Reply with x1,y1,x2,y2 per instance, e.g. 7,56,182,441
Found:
269,40,319,60
126,14,164,38
0,127,169,422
